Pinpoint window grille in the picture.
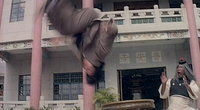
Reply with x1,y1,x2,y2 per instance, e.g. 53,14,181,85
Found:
10,0,25,22
19,75,30,101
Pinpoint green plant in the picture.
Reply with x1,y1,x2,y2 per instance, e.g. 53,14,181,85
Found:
39,106,52,110
24,107,35,110
93,87,119,108
70,106,80,110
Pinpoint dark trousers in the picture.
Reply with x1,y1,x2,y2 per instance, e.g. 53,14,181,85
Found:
46,0,98,35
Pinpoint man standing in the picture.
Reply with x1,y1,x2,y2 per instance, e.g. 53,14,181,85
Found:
159,58,199,110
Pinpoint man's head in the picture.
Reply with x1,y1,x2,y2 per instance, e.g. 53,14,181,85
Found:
83,59,104,84
83,59,96,76
175,57,195,81
176,65,185,78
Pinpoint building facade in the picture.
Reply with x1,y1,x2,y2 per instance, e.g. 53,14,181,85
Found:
0,0,200,110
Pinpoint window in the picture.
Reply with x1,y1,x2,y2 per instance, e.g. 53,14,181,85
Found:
54,73,83,100
49,25,55,30
54,72,105,100
0,84,3,101
10,0,25,22
189,64,193,70
19,75,30,101
96,71,105,90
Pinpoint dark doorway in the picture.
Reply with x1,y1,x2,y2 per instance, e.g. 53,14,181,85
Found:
114,0,158,11
169,0,200,8
118,67,165,110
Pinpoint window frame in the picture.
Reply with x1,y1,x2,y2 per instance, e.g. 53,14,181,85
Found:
18,75,31,101
53,72,105,100
53,73,83,100
10,0,25,22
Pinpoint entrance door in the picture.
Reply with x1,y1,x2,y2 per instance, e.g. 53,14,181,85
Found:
118,67,165,110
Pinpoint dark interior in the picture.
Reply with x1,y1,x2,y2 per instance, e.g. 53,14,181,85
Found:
119,67,166,110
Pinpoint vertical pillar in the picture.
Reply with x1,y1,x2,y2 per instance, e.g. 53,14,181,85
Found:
0,0,4,28
82,0,94,8
183,0,200,108
83,69,95,110
30,0,44,109
82,1,95,110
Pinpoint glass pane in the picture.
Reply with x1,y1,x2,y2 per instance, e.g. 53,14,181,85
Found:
12,4,19,9
11,14,17,18
25,86,30,95
19,3,25,8
63,74,69,78
143,19,148,23
176,17,182,22
11,8,18,13
25,90,30,96
62,94,70,100
54,84,59,89
79,88,83,94
62,79,69,83
14,4,20,8
172,17,176,22
71,83,79,89
18,95,26,101
149,19,154,23
62,84,70,89
62,90,70,94
79,83,83,89
54,74,62,79
18,8,24,13
54,94,61,100
54,90,59,95
49,25,55,30
98,82,105,90
55,79,62,83
18,16,24,21
19,87,23,95
71,89,78,94
13,0,20,4
115,20,123,25
71,94,78,100
26,79,30,84
18,11,24,16
19,0,25,2
71,75,82,83
19,80,23,84
167,18,171,22
13,0,25,3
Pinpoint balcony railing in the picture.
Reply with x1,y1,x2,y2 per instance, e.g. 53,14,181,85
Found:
0,100,83,110
0,95,83,110
104,6,184,25
42,4,200,40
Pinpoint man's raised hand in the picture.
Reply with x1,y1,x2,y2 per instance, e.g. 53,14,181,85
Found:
161,71,168,84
